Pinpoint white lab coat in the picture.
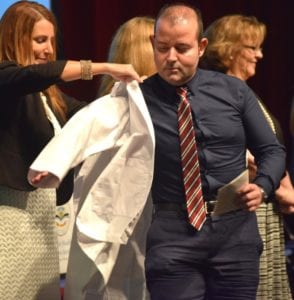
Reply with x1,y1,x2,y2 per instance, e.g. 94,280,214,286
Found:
28,81,154,299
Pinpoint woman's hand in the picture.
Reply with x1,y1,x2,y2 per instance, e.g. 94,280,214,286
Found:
105,63,143,83
279,204,294,214
30,171,49,185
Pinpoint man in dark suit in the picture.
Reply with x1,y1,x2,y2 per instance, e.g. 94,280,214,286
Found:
140,3,286,299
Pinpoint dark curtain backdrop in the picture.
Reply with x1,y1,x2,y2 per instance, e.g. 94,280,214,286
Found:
51,0,293,157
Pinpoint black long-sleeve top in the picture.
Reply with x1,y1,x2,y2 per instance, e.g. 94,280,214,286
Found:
0,60,85,192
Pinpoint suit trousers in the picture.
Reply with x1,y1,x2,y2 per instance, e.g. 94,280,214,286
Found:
145,208,263,300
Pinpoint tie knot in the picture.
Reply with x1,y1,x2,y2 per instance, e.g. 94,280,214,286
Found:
176,86,188,100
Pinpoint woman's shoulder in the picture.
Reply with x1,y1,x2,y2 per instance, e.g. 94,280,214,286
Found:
0,60,18,70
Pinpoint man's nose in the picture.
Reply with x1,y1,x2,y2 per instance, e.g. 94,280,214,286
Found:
166,47,177,61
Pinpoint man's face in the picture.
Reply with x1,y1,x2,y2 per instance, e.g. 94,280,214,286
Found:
151,16,207,86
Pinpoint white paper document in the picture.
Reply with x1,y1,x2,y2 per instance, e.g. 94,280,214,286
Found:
213,169,249,216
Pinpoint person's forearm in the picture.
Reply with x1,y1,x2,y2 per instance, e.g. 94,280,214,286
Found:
60,61,141,83
275,171,294,206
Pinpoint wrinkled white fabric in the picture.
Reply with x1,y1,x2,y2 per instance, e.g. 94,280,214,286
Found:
28,81,154,299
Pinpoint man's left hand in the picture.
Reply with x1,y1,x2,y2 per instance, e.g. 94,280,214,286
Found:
237,183,264,211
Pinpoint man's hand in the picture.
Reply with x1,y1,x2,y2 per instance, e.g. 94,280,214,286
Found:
237,183,264,211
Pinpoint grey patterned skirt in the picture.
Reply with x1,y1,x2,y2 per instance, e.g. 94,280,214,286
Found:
256,202,292,300
0,186,60,300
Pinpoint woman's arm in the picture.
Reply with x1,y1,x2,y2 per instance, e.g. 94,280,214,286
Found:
0,60,141,96
61,61,142,83
275,171,294,214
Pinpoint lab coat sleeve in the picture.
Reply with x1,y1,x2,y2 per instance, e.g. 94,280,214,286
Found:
27,93,129,188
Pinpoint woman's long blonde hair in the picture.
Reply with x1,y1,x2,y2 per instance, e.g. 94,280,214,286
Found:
0,1,66,120
98,16,156,96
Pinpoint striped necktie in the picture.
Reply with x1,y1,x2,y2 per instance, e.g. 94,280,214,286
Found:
177,87,206,230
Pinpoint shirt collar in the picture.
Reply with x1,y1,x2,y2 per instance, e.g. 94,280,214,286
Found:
157,68,202,99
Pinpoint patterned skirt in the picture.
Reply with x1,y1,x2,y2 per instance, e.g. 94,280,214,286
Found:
0,186,60,300
256,202,292,300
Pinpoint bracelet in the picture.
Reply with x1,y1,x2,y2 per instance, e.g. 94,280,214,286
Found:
80,60,93,80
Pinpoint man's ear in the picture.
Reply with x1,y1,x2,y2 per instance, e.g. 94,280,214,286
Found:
199,37,208,57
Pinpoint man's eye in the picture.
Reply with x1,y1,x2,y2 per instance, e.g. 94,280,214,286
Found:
176,47,189,53
157,46,168,52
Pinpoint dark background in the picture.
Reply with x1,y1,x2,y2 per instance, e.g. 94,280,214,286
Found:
52,0,293,158
52,0,294,293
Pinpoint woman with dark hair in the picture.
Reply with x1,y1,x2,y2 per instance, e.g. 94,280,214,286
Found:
0,1,140,299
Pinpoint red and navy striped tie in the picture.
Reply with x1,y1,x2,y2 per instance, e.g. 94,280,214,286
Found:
177,87,206,230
